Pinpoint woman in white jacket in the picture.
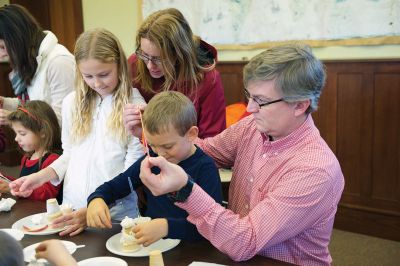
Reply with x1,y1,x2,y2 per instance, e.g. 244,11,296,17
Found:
0,4,75,125
10,28,145,236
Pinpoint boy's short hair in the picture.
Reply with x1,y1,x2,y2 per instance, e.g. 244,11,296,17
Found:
0,231,24,266
143,91,197,136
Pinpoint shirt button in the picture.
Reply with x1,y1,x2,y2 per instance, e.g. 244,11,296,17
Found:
274,152,278,156
245,204,249,209
262,154,267,158
250,178,253,182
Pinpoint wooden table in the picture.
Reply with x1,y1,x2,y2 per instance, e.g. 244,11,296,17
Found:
0,198,292,265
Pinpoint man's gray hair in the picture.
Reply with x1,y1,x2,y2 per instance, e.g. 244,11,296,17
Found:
243,43,326,114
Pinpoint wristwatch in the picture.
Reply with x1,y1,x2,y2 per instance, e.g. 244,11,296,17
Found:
168,175,194,203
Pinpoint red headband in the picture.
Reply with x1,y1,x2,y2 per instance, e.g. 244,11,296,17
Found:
17,106,39,122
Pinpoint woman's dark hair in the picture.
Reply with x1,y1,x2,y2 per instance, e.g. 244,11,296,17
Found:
0,4,45,86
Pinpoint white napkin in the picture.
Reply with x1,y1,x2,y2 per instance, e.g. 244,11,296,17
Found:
0,198,16,212
27,260,47,266
26,260,46,266
189,262,227,266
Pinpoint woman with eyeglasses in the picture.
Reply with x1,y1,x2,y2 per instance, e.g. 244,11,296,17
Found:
124,8,226,139
0,4,75,126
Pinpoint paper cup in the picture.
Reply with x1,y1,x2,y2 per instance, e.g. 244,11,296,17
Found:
46,199,61,214
149,250,164,266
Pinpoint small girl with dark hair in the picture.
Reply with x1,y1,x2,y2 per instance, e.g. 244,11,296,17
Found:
0,100,61,200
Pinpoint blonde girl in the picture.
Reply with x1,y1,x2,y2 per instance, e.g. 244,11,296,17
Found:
10,28,145,236
1,100,61,200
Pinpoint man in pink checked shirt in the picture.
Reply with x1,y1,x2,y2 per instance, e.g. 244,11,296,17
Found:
136,43,344,266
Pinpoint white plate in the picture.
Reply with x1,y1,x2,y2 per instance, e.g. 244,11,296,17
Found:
106,232,180,257
12,212,65,235
23,240,77,262
78,256,127,266
0,228,24,240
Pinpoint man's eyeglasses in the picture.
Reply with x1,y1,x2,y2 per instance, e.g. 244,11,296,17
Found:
244,89,284,109
135,49,163,66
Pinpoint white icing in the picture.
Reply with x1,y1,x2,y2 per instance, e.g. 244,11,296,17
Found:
120,216,135,228
119,216,152,249
120,231,137,244
31,214,44,225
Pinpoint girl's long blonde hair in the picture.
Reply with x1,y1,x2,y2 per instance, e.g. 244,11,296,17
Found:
135,8,215,96
72,28,131,143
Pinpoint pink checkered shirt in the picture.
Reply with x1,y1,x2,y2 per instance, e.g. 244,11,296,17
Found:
178,115,344,265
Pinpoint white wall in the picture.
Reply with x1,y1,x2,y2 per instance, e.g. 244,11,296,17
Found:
83,0,400,61
82,0,138,57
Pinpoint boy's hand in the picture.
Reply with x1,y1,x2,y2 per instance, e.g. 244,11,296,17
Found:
86,198,112,229
133,218,168,246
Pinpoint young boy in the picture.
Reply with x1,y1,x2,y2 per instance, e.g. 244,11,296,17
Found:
86,91,222,245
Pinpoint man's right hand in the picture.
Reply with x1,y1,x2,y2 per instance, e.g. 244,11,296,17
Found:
139,156,189,196
123,103,146,138
86,198,112,229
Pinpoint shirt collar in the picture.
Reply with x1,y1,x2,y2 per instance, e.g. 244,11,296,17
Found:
261,115,316,151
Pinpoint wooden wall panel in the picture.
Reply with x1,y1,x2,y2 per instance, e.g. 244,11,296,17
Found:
337,73,364,198
217,60,400,241
0,64,12,97
10,0,83,52
47,0,83,52
10,0,51,29
372,74,400,203
216,62,246,106
313,67,338,153
0,64,20,166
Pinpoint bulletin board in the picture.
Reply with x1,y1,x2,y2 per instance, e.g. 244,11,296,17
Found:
139,0,400,49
